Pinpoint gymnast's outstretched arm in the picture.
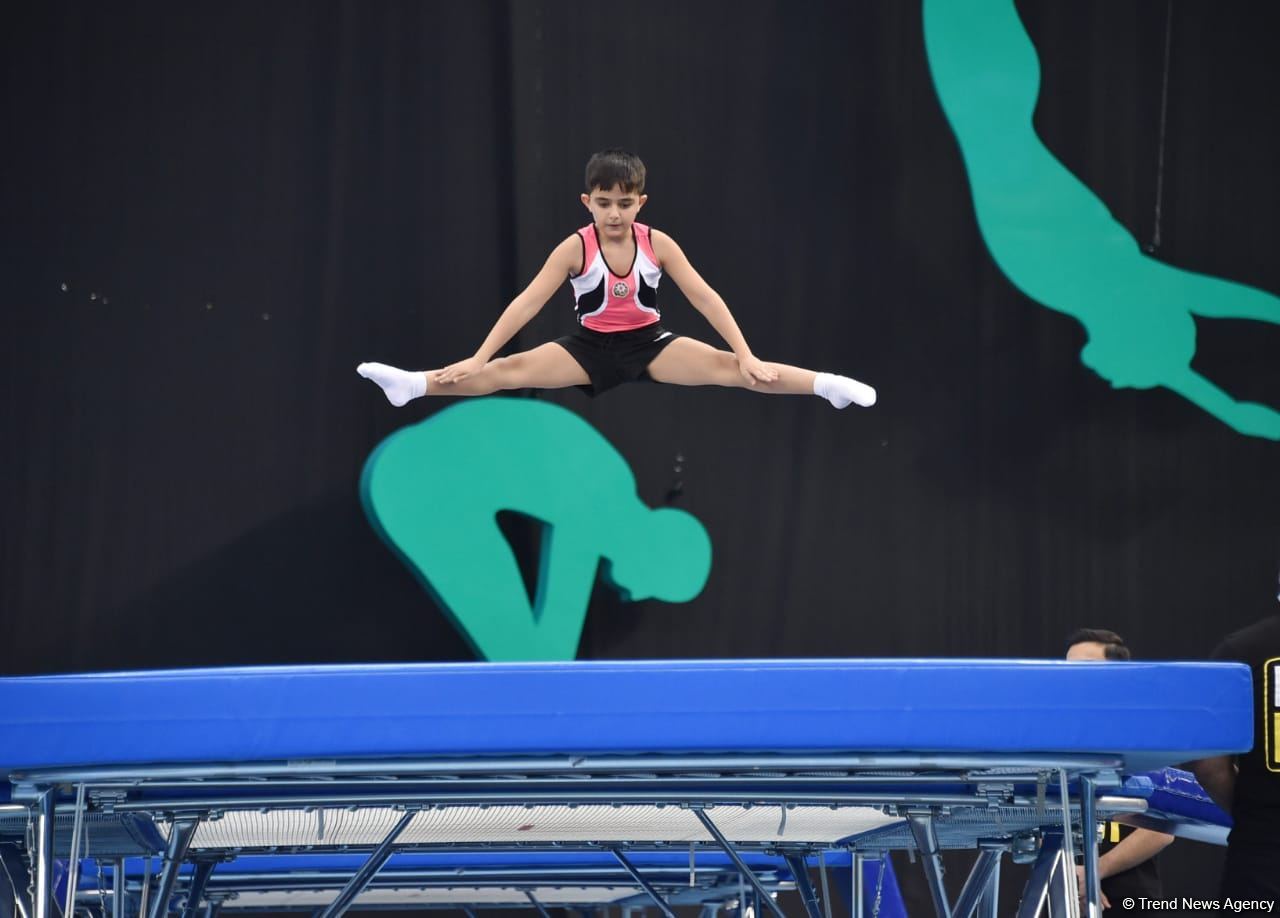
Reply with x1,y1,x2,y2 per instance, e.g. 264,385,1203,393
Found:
651,229,776,385
646,230,876,407
357,236,584,403
434,236,582,384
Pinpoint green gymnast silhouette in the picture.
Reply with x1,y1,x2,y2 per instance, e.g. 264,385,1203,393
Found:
360,398,712,661
924,0,1280,440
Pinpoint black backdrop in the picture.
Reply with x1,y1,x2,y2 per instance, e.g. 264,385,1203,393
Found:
2,0,1277,907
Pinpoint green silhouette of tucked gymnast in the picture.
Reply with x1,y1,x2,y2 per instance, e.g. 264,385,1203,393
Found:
924,0,1280,440
361,398,711,661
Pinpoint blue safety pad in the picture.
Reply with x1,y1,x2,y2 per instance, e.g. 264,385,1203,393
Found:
0,659,1252,773
1119,767,1231,827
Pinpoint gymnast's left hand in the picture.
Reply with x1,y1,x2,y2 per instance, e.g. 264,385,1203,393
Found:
433,356,485,385
736,353,778,386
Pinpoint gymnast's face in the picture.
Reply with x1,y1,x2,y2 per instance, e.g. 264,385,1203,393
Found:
1065,641,1109,661
581,184,647,241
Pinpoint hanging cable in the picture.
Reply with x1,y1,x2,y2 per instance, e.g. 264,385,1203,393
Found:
1147,0,1174,252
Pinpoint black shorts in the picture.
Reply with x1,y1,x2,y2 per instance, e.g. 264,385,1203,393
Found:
554,323,681,396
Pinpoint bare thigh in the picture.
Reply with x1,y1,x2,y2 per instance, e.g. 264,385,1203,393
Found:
646,337,816,395
431,342,589,396
644,338,744,387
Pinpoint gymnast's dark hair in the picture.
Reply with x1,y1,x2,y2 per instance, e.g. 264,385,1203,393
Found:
1065,628,1131,660
585,149,646,194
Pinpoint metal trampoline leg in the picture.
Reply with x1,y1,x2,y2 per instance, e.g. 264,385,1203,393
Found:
148,820,199,918
524,891,552,918
816,851,833,918
138,858,153,918
951,849,1000,918
179,860,217,918
977,853,1000,918
1014,832,1063,918
1,843,33,918
111,859,125,918
1079,775,1101,918
1047,842,1075,918
315,811,414,918
782,855,822,918
610,849,677,918
1056,770,1080,913
851,853,864,918
693,811,785,918
33,792,55,918
63,785,87,918
906,812,952,918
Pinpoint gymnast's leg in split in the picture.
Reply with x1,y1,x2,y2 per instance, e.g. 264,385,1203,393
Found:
644,337,876,408
357,344,588,405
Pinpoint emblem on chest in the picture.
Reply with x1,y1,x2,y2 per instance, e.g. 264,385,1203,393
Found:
611,281,630,298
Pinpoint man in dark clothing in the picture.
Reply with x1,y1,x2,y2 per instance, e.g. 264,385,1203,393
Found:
1190,611,1280,899
1066,629,1174,912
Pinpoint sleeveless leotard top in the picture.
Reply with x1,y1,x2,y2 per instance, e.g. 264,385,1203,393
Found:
569,222,662,332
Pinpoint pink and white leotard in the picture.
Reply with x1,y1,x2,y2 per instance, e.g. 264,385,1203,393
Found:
569,222,663,333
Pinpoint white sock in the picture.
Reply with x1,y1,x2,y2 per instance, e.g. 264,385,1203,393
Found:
813,372,876,409
357,362,427,407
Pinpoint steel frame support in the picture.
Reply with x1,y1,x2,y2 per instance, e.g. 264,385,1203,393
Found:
147,820,200,918
33,792,55,918
0,844,33,918
851,853,865,918
906,812,952,918
180,861,218,918
609,849,677,918
781,855,822,918
693,811,785,918
313,811,414,918
976,853,1000,918
1079,775,1102,918
523,891,552,918
1047,842,1074,918
112,859,125,918
1015,832,1063,918
1057,770,1080,910
951,849,1000,918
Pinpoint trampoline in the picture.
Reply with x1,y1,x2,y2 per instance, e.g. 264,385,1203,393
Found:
0,658,1252,918
55,851,901,917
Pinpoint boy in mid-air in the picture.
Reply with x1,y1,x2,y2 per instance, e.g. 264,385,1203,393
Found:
359,149,875,409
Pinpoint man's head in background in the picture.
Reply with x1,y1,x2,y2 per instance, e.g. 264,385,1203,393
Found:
1066,628,1131,661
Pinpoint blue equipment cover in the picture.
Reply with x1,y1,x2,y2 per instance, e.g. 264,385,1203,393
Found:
0,659,1252,773
1120,767,1232,827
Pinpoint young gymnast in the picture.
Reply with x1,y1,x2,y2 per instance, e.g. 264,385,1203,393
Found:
358,149,876,409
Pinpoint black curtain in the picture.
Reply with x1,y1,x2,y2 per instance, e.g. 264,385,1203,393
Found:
2,0,1277,904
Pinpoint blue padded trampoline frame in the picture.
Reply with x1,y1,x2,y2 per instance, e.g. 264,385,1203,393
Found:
0,659,1253,918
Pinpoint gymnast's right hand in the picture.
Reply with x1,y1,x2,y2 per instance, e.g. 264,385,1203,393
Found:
433,356,485,385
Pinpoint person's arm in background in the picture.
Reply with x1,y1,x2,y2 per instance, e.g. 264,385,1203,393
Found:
1190,631,1243,816
1098,827,1175,876
1189,755,1237,815
1075,827,1174,909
